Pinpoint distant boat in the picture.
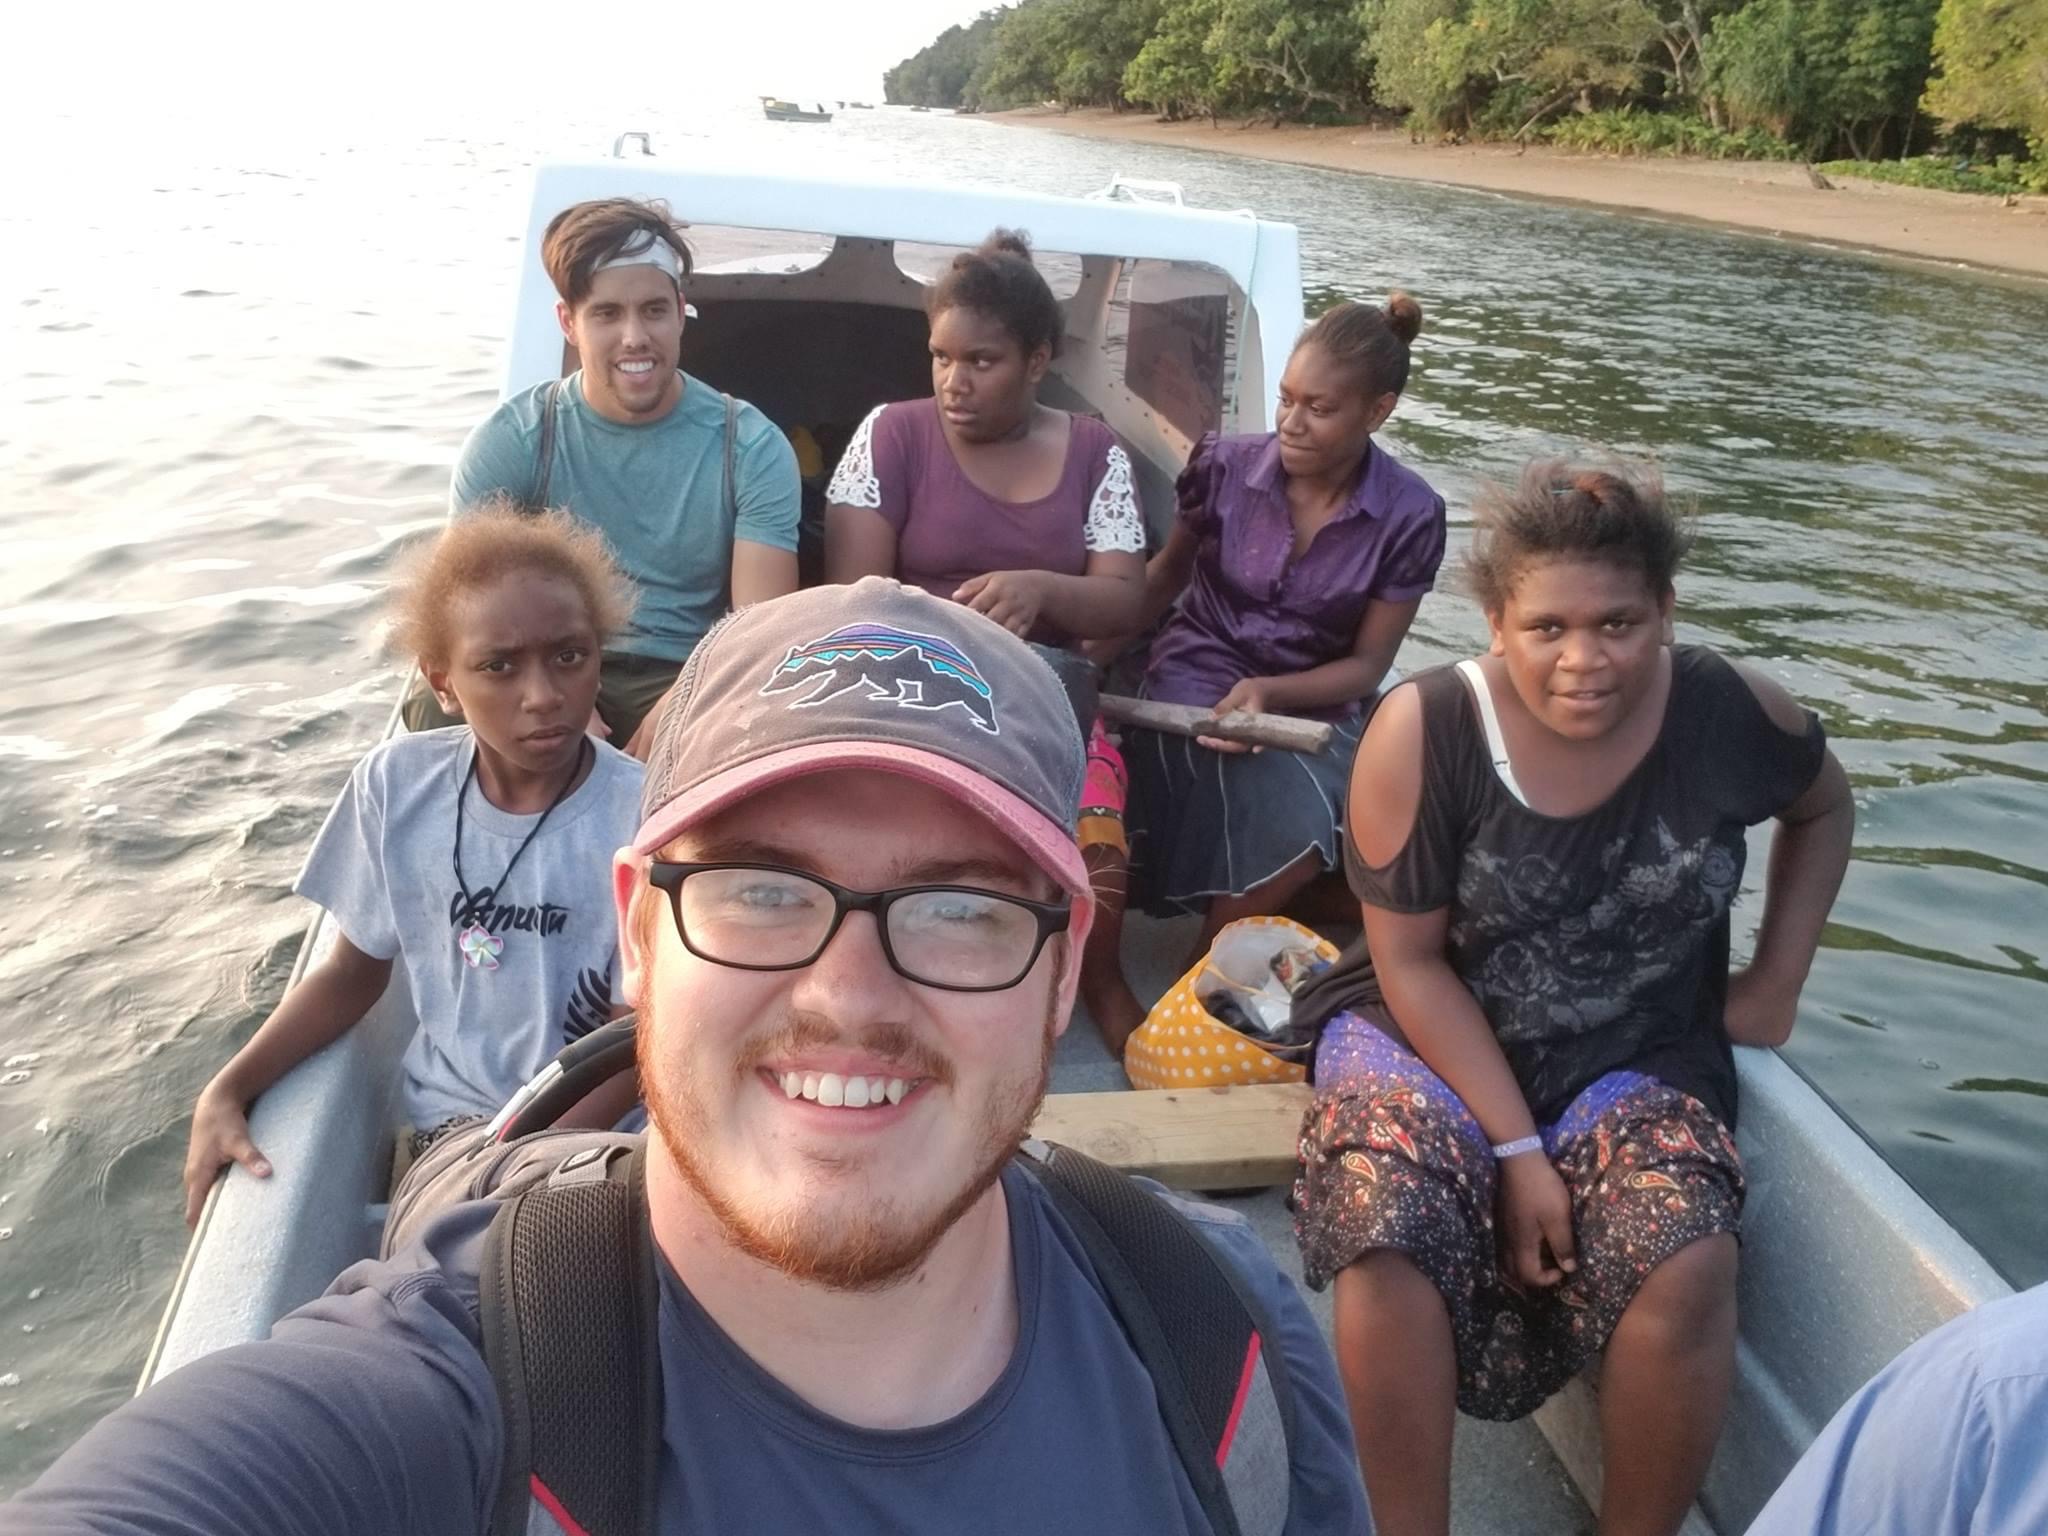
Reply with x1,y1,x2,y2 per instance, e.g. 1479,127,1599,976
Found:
762,98,832,124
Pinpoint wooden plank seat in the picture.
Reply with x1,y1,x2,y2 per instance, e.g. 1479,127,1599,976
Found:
1029,1082,1314,1191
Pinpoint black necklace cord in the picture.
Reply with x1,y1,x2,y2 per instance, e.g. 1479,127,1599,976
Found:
452,735,592,932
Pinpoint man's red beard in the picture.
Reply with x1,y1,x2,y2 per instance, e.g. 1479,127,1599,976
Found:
639,1007,1055,1293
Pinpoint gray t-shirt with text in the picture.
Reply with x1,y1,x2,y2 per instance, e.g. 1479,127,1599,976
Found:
296,728,642,1127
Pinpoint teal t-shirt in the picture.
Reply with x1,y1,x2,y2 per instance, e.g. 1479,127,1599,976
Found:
449,371,800,663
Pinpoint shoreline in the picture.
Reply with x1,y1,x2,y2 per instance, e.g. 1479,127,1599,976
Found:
992,107,2048,282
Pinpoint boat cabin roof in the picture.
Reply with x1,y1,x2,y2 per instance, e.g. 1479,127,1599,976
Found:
507,154,1304,438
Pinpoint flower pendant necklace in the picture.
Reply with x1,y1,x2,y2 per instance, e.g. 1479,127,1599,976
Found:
452,736,590,971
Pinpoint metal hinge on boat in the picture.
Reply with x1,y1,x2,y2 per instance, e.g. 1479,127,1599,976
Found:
1091,174,1186,206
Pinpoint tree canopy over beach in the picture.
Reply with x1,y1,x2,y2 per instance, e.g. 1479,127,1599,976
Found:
885,0,2046,186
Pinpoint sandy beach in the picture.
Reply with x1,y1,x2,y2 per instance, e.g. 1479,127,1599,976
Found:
996,107,2048,281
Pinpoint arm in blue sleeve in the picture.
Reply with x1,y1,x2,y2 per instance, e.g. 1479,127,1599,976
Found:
1744,1303,1998,1536
732,410,801,553
3,1221,501,1536
450,404,540,518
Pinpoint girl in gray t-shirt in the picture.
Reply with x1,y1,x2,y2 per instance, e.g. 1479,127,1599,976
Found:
180,501,644,1225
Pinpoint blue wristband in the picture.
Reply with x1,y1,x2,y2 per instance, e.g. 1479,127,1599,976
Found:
1491,1135,1544,1160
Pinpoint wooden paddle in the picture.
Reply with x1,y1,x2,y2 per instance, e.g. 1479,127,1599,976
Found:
1097,693,1335,755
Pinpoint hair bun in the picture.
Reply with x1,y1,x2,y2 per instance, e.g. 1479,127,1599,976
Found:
980,227,1036,265
1384,291,1424,346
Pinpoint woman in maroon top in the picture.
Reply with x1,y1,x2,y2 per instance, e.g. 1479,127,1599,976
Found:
824,230,1151,1048
1120,296,1447,947
1293,465,1854,1536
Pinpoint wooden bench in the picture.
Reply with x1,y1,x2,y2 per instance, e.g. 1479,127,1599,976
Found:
1029,1082,1313,1190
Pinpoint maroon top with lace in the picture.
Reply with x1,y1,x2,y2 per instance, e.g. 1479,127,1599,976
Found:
825,399,1145,646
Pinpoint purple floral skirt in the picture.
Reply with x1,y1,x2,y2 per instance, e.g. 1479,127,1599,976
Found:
1294,1012,1744,1421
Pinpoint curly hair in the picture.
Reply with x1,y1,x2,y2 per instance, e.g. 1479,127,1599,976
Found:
928,228,1062,358
1464,460,1693,613
391,498,636,665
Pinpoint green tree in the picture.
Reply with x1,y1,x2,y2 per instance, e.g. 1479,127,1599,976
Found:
1357,0,1475,130
1207,0,1372,120
973,1,1067,108
1063,0,1168,107
1124,0,1235,120
1708,0,1939,158
885,9,1004,108
969,0,1164,110
1645,0,1742,121
1362,0,1661,136
1921,0,2048,146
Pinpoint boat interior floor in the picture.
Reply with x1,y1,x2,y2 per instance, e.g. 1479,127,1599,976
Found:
1057,912,1596,1535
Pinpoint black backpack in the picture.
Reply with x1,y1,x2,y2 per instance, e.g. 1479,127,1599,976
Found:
454,1135,1300,1536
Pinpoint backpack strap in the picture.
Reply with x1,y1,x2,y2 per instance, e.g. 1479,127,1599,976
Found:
720,391,737,522
478,1137,1294,1536
481,1143,658,1536
1017,1141,1297,1536
532,378,563,511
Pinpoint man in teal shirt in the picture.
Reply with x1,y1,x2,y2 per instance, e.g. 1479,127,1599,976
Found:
416,197,800,749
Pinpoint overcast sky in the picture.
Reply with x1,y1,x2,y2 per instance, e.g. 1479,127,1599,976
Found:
9,0,998,128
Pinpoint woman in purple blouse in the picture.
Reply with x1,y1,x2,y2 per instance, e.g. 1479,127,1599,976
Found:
823,230,1152,1049
1122,295,1447,946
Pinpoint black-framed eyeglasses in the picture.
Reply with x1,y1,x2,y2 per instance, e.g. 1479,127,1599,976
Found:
646,861,1071,994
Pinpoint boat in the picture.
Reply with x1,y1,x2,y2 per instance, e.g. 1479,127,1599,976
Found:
142,141,2012,1535
762,97,833,124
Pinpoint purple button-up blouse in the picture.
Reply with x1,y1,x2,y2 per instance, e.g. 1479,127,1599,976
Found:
1141,432,1446,721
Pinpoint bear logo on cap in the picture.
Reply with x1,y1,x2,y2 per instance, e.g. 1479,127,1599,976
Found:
760,623,1000,734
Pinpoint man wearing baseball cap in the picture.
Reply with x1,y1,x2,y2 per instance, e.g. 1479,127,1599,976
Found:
5,581,1369,1536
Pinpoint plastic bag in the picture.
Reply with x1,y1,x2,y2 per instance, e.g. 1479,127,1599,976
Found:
1122,916,1338,1090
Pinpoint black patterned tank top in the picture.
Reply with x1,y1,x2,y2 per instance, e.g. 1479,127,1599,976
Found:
1292,646,1825,1125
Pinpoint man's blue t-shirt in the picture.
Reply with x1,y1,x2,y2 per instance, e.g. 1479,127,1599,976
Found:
1745,1282,2048,1536
451,371,800,664
4,1166,1371,1534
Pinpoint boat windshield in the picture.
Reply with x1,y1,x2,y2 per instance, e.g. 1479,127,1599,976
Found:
894,241,1086,298
682,224,835,276
1110,257,1237,442
640,225,1245,444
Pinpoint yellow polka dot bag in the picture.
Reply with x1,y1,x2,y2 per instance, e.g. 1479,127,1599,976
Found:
1123,916,1338,1089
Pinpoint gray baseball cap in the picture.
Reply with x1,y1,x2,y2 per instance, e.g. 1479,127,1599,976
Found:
631,577,1092,913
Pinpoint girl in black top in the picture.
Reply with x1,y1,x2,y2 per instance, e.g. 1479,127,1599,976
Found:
1292,463,1854,1536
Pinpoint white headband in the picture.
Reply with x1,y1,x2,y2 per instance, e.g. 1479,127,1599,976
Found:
596,233,684,281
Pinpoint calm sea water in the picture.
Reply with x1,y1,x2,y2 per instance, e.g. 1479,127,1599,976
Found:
2,97,2043,1491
